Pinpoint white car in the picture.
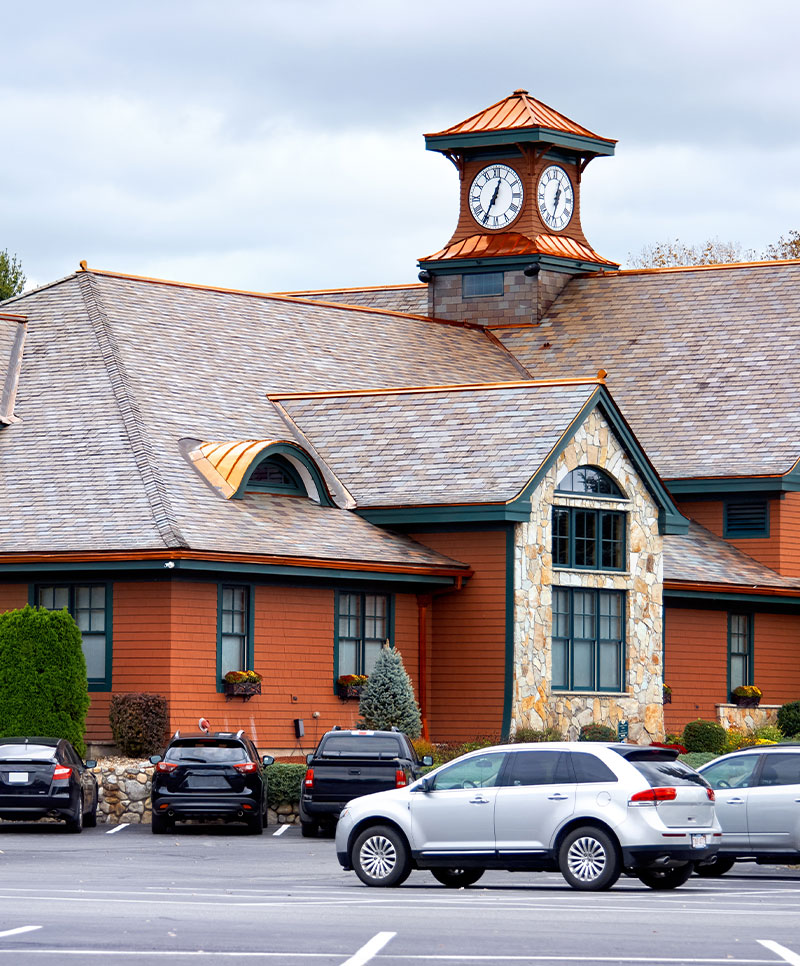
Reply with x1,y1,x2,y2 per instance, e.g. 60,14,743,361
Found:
335,741,721,891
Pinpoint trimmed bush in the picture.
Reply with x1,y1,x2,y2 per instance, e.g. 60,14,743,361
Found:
579,723,617,742
0,605,90,755
754,725,782,744
777,701,800,739
109,693,169,757
511,727,564,743
358,644,421,738
266,763,305,809
682,719,727,754
679,751,718,769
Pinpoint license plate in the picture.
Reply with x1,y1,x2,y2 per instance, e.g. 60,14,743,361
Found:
691,834,709,848
8,772,28,783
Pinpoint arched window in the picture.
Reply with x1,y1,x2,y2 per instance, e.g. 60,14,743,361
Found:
245,455,305,495
557,466,624,497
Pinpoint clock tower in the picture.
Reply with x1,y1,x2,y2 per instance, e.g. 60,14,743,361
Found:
418,90,618,325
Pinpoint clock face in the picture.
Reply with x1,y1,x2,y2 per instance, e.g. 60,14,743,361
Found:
469,164,524,230
537,165,574,231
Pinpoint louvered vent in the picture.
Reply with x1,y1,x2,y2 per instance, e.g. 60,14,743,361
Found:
725,500,769,537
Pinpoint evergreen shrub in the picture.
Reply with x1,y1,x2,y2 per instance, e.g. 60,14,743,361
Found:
682,719,727,754
109,693,169,757
678,751,718,768
358,645,421,738
512,727,564,743
0,605,90,755
777,701,800,739
578,723,617,742
266,763,305,809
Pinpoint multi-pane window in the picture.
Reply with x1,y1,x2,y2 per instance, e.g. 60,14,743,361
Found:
728,613,753,696
246,456,304,495
36,584,109,684
557,467,623,497
462,272,503,298
337,592,390,678
553,507,625,570
219,585,250,676
552,588,624,692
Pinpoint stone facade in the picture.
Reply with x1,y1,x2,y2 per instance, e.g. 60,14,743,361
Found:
716,704,779,732
512,407,665,743
427,269,572,326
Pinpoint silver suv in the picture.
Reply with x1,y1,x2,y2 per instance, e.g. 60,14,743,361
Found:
335,742,720,891
696,744,800,876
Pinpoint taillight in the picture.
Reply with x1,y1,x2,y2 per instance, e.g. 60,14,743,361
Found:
52,765,72,781
304,768,314,788
234,762,257,774
629,786,677,804
395,769,408,788
706,787,715,802
155,761,178,773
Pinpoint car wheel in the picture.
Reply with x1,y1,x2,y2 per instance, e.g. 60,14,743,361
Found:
151,811,171,834
65,794,83,834
558,827,620,891
431,868,485,888
694,855,736,878
301,820,319,838
637,863,694,890
247,807,264,835
352,824,411,887
83,799,98,828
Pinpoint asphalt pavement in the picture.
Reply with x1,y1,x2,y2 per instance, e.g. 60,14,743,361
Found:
1,822,799,965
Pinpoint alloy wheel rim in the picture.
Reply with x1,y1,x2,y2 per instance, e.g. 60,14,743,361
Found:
567,836,607,882
360,835,397,879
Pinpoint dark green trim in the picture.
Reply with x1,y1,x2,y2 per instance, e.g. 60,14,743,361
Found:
29,581,113,691
501,525,514,740
425,128,615,156
727,612,754,699
418,254,617,276
333,589,394,690
357,504,531,525
667,467,800,496
665,589,800,607
723,498,770,539
552,505,626,572
551,586,627,693
232,442,334,506
216,582,255,692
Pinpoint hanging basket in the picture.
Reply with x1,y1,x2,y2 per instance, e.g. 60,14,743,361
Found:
223,681,261,702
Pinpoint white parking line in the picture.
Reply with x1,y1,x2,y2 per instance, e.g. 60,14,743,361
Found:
0,926,41,938
272,823,290,836
340,932,396,966
105,824,129,835
758,941,800,966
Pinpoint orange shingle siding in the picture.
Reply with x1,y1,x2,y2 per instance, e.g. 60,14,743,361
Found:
754,613,800,704
778,492,800,577
411,530,507,742
664,607,728,731
0,583,27,612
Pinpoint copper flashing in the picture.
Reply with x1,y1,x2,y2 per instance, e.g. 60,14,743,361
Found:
593,256,800,278
665,579,800,599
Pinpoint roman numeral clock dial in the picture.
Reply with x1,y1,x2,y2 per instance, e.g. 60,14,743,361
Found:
469,164,524,229
537,164,574,231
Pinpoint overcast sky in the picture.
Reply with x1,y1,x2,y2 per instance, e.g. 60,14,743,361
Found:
3,0,800,294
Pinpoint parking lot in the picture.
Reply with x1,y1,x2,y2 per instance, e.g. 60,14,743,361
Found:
1,823,799,966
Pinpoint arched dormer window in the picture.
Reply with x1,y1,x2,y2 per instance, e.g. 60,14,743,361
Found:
556,466,624,498
245,455,304,495
553,465,626,572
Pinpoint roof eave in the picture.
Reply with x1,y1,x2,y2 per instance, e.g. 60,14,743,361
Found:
424,128,616,156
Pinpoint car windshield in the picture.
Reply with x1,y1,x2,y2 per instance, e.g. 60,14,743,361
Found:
630,758,709,788
701,755,760,789
0,744,57,761
164,741,248,764
320,736,403,757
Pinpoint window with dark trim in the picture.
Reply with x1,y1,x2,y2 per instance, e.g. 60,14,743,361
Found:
728,613,753,696
553,507,625,570
35,584,111,689
462,272,503,298
724,499,769,538
552,587,625,692
218,584,253,681
245,455,305,495
557,467,624,497
336,591,391,678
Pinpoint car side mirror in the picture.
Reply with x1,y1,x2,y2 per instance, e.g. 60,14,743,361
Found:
149,755,162,765
421,755,433,767
84,759,97,768
262,755,275,767
306,753,314,765
415,776,433,793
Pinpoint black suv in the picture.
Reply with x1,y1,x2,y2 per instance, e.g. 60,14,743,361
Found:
149,730,274,834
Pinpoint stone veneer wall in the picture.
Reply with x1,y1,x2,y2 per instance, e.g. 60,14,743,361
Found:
428,269,572,326
513,408,665,743
716,704,779,731
93,761,299,825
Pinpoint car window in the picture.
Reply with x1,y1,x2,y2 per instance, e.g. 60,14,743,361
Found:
757,754,800,787
570,752,618,783
165,741,249,764
432,754,505,790
630,759,709,788
504,751,572,786
0,744,56,761
320,736,403,757
701,755,759,790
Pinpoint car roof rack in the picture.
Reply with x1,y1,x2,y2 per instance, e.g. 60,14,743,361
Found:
236,730,244,739
172,730,181,739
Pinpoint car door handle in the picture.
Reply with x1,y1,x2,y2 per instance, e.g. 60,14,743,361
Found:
469,796,491,805
725,797,745,805
548,793,569,800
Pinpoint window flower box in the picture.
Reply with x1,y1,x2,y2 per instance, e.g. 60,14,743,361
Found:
731,685,761,708
336,674,368,701
662,684,672,704
223,670,262,701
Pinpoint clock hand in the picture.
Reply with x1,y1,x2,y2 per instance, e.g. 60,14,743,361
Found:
483,178,503,223
552,184,562,215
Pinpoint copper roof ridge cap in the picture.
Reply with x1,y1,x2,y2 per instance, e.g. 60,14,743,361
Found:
603,257,800,278
268,376,605,403
273,282,426,296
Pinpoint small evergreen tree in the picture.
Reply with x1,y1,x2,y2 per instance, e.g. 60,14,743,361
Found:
0,605,90,754
0,249,25,301
358,643,421,738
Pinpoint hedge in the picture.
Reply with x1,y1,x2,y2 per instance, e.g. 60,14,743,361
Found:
266,763,305,809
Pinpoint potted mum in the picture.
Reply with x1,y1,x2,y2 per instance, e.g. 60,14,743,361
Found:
731,684,762,708
662,683,672,704
336,674,368,701
222,669,262,701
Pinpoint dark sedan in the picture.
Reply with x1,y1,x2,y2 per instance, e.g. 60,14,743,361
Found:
0,737,98,832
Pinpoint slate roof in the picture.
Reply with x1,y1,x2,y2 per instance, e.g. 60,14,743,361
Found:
0,312,26,424
492,261,800,481
274,381,601,507
0,269,524,568
664,522,800,592
278,284,428,316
